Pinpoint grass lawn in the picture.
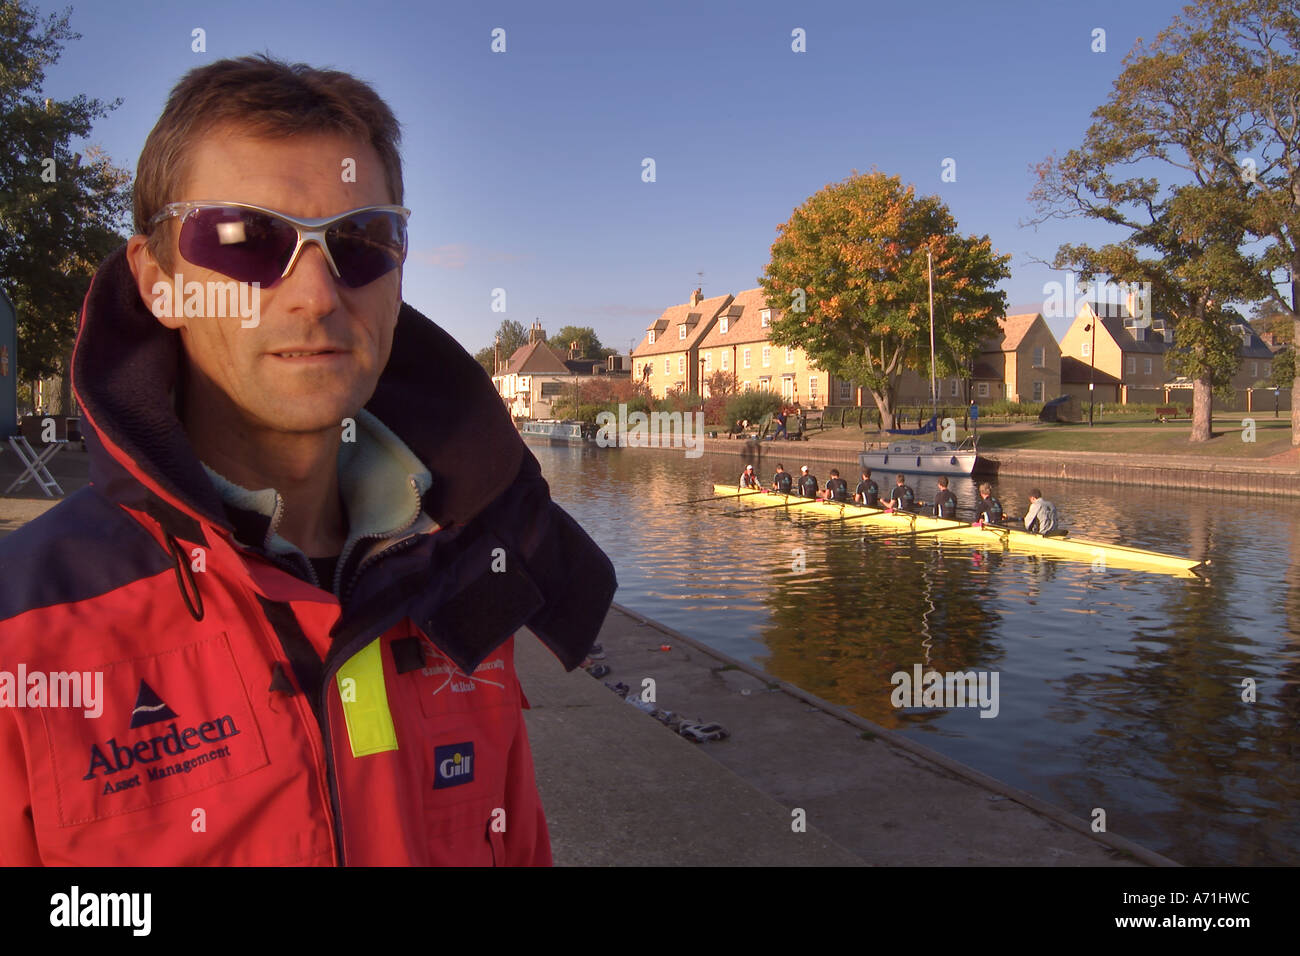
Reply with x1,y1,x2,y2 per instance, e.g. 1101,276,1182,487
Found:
803,417,1295,459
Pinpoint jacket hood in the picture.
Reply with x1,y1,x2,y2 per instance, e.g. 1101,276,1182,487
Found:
71,245,527,537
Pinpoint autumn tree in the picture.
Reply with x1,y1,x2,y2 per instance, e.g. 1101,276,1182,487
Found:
759,171,1009,430
0,1,132,411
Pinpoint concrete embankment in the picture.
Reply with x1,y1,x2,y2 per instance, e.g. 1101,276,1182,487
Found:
519,604,1173,867
648,434,1300,496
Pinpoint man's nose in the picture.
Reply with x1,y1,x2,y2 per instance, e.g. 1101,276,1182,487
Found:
277,241,341,315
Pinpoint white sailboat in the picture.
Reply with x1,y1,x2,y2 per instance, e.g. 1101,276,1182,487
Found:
858,251,979,477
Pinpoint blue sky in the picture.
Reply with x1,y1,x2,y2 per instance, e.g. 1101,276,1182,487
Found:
31,0,1197,350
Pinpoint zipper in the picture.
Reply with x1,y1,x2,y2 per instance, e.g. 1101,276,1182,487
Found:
334,475,424,597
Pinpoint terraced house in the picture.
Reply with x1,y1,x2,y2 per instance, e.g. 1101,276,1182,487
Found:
631,288,733,398
633,287,850,406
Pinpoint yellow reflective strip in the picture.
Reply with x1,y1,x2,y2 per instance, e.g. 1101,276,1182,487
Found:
335,638,398,757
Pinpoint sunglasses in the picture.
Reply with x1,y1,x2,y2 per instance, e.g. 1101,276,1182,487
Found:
148,200,411,289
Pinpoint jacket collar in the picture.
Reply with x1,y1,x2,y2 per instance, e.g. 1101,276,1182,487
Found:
200,408,433,589
72,245,525,541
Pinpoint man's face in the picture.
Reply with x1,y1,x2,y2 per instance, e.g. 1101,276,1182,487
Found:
130,128,402,435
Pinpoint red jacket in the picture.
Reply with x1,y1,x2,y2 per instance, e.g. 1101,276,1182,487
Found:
0,247,616,865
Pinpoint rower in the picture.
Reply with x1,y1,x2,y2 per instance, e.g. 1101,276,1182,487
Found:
824,468,849,502
1022,487,1061,536
771,463,793,495
886,473,915,512
931,476,958,519
797,465,819,499
856,469,880,508
974,482,1005,525
739,464,760,490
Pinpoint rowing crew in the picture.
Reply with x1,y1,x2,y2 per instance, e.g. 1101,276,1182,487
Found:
739,465,1061,536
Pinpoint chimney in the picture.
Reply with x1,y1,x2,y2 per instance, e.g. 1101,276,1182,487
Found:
691,287,703,306
569,340,579,360
528,320,547,345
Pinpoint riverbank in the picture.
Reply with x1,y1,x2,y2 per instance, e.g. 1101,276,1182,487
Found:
632,432,1300,496
518,604,1171,866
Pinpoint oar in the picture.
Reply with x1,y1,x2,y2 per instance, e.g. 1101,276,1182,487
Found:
724,495,826,516
674,488,765,505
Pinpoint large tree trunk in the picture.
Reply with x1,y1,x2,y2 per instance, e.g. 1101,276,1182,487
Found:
1190,376,1213,443
872,390,895,431
1292,267,1299,446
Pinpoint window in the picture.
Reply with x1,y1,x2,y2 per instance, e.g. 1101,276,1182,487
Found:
760,376,771,391
1033,346,1045,367
665,358,671,375
977,382,990,398
720,317,729,334
950,379,959,398
762,346,771,367
743,380,752,392
721,351,730,370
785,347,794,365
761,309,771,327
678,325,687,340
743,348,752,369
648,330,656,345
540,381,565,397
678,356,685,374
1081,340,1090,357
839,380,852,401
1251,361,1258,377
809,376,818,401
1032,381,1044,401
1264,362,1271,376
704,353,712,373
1143,358,1152,375
1127,356,1136,375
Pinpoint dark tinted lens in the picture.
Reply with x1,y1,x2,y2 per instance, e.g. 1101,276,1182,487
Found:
178,207,297,285
326,210,407,288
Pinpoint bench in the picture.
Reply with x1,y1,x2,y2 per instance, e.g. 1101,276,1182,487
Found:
1155,406,1178,420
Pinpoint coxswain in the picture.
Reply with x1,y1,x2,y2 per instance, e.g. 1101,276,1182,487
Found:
1022,487,1059,535
739,464,760,490
886,473,915,512
974,482,1005,525
931,476,958,519
855,469,880,508
771,463,793,495
824,468,849,502
797,465,819,499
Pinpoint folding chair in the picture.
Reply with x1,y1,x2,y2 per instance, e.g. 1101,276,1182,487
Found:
5,434,66,496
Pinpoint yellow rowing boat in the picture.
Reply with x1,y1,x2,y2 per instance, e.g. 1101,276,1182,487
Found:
710,484,1209,578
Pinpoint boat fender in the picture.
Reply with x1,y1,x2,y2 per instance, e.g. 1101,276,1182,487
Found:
916,456,921,467
883,454,889,464
950,456,957,466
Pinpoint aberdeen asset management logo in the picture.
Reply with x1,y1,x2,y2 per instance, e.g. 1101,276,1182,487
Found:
83,680,241,792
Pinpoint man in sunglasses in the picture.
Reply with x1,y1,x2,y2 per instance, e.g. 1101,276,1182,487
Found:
0,55,615,866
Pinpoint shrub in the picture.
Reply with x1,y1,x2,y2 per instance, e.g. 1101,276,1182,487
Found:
725,391,785,428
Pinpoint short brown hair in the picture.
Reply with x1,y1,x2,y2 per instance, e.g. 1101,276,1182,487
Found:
1029,487,1042,499
135,55,404,268
979,482,992,495
937,476,949,487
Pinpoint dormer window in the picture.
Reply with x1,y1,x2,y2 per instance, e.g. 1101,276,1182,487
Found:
761,309,771,327
648,330,656,345
679,325,687,340
720,317,729,334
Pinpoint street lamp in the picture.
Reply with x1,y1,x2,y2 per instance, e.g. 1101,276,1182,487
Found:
1084,322,1097,426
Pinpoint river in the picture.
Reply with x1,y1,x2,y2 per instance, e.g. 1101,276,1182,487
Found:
532,440,1300,865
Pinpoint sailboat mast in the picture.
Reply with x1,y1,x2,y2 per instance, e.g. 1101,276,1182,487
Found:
927,250,937,421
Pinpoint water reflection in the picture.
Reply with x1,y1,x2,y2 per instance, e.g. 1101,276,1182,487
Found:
533,442,1299,864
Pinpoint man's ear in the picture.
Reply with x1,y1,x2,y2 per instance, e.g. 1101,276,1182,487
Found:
126,234,183,331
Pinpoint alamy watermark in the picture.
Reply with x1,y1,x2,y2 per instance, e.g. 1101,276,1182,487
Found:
1042,274,1151,325
151,274,261,328
0,665,103,718
890,663,1000,718
595,404,705,458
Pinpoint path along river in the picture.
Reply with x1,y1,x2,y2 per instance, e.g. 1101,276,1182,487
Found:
533,441,1300,865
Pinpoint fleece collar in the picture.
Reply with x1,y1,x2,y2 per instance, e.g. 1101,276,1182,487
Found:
200,408,434,589
71,245,527,543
